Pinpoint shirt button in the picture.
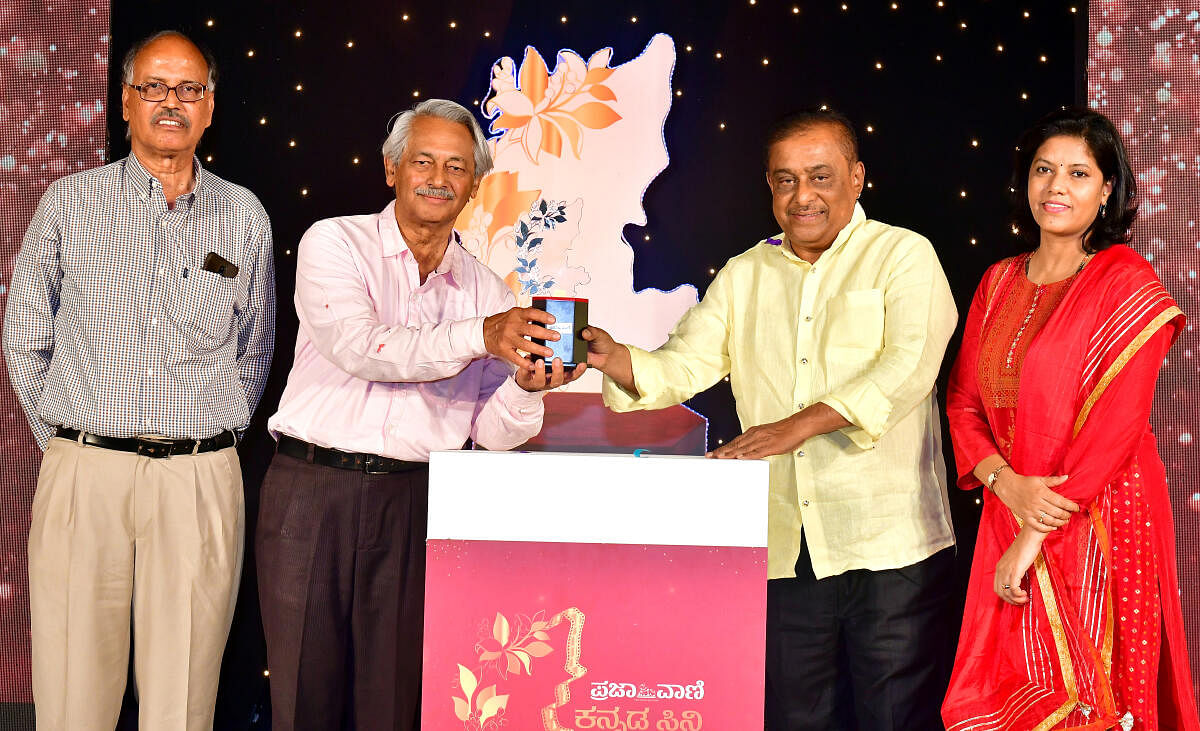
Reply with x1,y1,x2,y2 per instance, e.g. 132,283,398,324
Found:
798,450,806,457
159,220,168,228
146,368,153,376
796,402,805,409
150,317,158,326
802,500,810,507
804,315,813,322
157,267,166,276
800,358,808,365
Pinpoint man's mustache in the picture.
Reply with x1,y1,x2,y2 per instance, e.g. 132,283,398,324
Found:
415,186,455,200
152,108,190,128
788,207,825,216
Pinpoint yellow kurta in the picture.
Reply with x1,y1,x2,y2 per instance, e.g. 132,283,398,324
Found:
604,204,958,579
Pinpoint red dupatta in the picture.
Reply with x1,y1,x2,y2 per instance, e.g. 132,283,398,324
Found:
942,245,1197,730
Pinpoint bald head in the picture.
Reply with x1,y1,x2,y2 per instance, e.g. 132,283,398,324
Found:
120,30,216,156
122,30,216,90
764,111,858,168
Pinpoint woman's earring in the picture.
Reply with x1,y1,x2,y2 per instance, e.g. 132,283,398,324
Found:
1099,202,1107,217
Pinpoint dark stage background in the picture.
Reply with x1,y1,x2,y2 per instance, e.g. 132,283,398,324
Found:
0,0,1195,728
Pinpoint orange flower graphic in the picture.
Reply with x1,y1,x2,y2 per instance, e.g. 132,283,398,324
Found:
486,47,623,162
455,169,541,268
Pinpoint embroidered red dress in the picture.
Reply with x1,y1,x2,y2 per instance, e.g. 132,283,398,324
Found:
942,246,1199,731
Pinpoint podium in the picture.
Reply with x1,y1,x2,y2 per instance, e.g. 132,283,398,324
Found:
422,450,768,730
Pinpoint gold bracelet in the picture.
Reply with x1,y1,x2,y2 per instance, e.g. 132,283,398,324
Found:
985,463,1010,492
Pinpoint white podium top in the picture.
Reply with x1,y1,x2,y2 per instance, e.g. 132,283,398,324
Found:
428,451,768,548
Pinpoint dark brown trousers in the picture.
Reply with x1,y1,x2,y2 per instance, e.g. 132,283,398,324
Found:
255,451,428,731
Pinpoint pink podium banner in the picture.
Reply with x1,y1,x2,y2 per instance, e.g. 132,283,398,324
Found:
422,452,769,731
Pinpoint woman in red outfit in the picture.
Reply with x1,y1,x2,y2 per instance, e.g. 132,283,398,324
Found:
942,108,1199,731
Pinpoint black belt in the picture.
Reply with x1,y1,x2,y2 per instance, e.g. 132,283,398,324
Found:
56,427,237,459
276,434,427,474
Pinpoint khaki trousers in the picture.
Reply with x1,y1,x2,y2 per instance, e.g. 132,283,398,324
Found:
28,436,244,731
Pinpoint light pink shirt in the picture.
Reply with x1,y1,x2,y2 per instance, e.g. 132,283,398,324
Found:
268,201,544,461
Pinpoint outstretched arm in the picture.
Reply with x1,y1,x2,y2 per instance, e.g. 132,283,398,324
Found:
295,220,560,382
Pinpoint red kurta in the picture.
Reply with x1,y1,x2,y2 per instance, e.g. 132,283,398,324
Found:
942,246,1198,731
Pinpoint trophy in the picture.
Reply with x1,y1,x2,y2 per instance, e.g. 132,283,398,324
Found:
530,297,588,372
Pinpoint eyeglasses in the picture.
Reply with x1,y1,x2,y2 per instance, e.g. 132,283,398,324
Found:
127,81,208,102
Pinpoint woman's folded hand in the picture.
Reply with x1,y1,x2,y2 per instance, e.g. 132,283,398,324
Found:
993,471,1080,532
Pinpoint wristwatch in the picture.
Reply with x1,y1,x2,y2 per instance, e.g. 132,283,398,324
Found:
986,463,1010,492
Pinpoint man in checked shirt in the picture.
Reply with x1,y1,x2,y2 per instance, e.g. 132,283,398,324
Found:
2,31,273,730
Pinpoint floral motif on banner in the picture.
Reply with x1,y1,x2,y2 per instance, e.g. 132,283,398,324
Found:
456,169,542,270
449,607,587,731
485,47,623,163
457,184,590,298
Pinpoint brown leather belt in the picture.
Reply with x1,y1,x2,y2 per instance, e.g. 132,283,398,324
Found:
55,427,236,459
276,434,427,474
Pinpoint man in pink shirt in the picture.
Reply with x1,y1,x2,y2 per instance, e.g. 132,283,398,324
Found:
257,99,582,731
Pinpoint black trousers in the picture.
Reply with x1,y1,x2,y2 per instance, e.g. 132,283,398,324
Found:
765,534,954,731
255,451,429,731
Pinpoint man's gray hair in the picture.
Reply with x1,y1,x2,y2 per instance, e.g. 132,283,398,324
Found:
122,30,217,90
382,99,494,179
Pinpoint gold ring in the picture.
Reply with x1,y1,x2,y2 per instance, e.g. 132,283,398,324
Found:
1002,584,1011,590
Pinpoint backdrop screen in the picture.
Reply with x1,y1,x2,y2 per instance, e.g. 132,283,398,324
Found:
1089,2,1200,697
0,0,1196,723
0,0,110,705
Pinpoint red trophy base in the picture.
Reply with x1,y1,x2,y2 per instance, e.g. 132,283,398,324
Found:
519,392,707,456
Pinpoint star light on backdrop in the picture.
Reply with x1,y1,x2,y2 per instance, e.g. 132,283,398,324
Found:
117,0,1082,555
7,0,1185,723
0,0,110,703
189,1,1089,489
0,2,111,710
1088,2,1200,650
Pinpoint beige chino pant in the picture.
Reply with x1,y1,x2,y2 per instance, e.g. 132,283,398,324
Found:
28,436,244,731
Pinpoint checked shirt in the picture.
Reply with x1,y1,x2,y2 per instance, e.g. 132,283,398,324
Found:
3,153,275,448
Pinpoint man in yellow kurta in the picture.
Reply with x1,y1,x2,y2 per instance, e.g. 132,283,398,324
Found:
584,111,958,730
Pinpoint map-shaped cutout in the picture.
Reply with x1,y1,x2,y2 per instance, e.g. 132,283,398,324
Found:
456,34,698,393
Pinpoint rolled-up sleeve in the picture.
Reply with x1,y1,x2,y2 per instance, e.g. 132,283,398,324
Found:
819,236,957,448
602,266,733,412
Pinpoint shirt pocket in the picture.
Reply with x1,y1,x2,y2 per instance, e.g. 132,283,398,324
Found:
823,288,885,361
164,267,239,353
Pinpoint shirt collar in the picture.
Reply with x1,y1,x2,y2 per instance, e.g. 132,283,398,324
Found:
774,202,867,264
378,200,465,289
125,152,204,203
